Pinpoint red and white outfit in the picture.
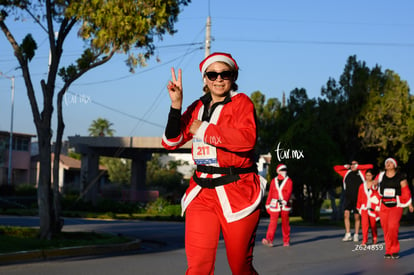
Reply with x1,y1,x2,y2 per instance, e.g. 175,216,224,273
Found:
356,181,381,244
162,53,266,274
377,160,412,257
263,164,293,246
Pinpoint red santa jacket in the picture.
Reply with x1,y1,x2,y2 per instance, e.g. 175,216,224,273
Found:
162,91,266,223
265,174,293,212
356,182,381,220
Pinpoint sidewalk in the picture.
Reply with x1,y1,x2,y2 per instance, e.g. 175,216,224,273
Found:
0,238,141,264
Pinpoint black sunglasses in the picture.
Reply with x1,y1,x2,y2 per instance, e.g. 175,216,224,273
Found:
205,71,234,81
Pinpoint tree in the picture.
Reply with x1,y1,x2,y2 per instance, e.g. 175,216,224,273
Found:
146,153,187,202
88,118,115,137
250,91,282,156
320,55,374,161
269,88,340,222
357,69,414,164
87,117,131,184
0,0,190,239
104,157,131,184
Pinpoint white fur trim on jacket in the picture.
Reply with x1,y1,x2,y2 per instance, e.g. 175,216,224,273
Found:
162,133,183,147
266,176,291,212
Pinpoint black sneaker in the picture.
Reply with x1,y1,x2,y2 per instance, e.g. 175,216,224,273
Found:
391,253,400,259
384,254,392,259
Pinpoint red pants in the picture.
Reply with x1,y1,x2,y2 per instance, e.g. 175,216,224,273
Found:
379,205,403,255
265,210,290,243
185,188,260,275
360,210,377,244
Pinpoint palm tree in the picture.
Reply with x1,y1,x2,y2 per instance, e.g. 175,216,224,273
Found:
88,118,115,137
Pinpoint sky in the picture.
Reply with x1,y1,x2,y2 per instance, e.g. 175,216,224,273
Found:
0,0,413,142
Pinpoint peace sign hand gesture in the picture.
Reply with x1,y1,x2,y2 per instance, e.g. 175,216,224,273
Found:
167,68,183,110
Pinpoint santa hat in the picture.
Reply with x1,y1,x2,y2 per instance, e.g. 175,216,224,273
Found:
385,157,398,168
199,52,239,76
276,164,287,173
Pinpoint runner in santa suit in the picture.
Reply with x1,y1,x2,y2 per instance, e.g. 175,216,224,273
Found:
356,169,381,245
377,158,414,259
334,161,373,242
162,52,266,274
262,164,293,247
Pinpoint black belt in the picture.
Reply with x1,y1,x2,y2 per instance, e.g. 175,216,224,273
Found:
193,174,240,189
382,199,397,208
193,165,257,189
196,165,257,175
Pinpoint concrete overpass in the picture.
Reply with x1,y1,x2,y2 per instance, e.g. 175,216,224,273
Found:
68,136,191,202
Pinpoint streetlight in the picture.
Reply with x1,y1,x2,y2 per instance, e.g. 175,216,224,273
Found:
0,72,15,186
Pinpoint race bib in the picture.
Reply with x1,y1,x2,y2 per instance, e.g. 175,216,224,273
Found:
270,199,278,208
383,188,396,198
193,138,217,165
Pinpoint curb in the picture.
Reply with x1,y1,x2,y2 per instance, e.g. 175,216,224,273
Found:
0,239,141,265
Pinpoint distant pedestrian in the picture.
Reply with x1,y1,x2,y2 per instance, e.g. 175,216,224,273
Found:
356,169,381,245
377,158,413,259
334,161,373,242
262,164,293,247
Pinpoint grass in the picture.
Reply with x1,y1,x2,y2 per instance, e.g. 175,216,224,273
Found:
0,226,131,254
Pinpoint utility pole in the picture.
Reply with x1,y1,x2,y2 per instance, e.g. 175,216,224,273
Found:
205,15,211,57
8,76,15,186
0,72,15,185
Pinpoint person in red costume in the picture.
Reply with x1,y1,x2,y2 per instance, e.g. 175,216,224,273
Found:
262,164,293,247
162,52,266,274
334,161,373,242
356,169,381,245
377,158,414,259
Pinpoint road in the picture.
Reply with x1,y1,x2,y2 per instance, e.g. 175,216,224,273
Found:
0,216,413,274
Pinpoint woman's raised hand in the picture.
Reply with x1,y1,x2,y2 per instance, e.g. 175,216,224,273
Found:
167,68,183,109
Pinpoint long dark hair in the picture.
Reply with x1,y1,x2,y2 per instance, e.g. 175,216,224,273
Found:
365,169,376,178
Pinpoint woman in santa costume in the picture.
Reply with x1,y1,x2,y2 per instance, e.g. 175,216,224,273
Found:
162,52,266,274
356,169,381,245
262,164,293,247
377,158,413,259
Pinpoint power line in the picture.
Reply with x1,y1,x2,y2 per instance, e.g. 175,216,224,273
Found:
72,46,203,87
64,90,165,129
127,47,203,136
62,46,203,132
212,16,414,27
217,38,414,48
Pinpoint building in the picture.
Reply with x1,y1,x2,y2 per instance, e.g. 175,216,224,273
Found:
0,130,35,186
31,143,108,194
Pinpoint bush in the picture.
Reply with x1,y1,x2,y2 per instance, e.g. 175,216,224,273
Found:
95,199,142,214
14,184,37,196
61,194,93,212
163,204,181,216
146,197,180,215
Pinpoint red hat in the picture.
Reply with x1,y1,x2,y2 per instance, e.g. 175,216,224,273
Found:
385,157,397,168
276,164,287,173
199,52,239,75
